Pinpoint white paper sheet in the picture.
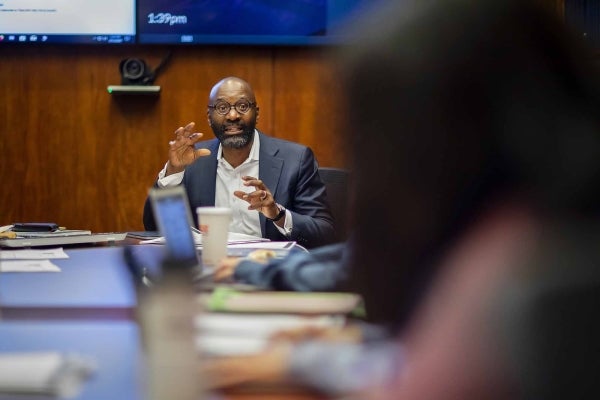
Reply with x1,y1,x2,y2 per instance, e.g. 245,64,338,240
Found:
195,313,345,337
140,231,270,247
194,313,345,356
0,352,95,398
195,335,268,356
227,241,297,250
0,247,69,260
0,259,61,272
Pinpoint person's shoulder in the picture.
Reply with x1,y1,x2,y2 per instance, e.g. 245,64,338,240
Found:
259,131,311,153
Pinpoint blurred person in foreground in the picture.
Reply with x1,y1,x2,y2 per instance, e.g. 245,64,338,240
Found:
202,0,600,398
213,242,350,291
142,76,335,249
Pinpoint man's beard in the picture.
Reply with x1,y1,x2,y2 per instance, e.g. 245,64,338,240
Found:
214,126,254,149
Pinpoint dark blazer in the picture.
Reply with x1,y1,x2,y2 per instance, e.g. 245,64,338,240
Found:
234,242,349,291
143,132,336,248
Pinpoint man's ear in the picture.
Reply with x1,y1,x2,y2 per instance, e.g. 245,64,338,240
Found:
256,107,260,123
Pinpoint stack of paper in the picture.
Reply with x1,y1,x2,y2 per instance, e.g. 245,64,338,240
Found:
0,352,95,398
194,287,362,356
141,230,270,247
201,287,363,315
194,313,345,357
13,230,92,238
0,248,67,272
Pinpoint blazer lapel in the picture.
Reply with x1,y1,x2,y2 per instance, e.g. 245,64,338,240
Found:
258,133,284,235
194,139,220,206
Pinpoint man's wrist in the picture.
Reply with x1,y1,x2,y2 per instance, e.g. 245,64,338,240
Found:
266,204,286,222
165,161,185,176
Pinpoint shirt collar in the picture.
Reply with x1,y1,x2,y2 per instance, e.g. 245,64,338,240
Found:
217,129,260,162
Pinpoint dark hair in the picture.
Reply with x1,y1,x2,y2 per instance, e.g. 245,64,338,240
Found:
342,0,600,330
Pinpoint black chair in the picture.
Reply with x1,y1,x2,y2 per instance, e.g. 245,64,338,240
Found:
318,167,350,242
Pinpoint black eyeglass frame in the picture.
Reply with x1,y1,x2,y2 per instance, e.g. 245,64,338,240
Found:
207,99,257,115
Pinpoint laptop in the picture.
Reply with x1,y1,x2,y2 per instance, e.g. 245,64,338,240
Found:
147,186,201,267
124,186,212,288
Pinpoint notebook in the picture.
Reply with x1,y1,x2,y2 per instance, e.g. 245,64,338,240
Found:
0,232,126,248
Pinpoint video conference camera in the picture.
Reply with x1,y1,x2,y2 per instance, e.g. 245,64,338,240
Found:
119,58,155,85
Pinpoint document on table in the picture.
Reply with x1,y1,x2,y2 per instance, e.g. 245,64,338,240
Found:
140,230,270,247
227,241,297,250
226,240,299,258
0,259,61,272
14,230,92,238
0,248,69,259
201,287,363,315
194,313,345,356
196,313,345,337
0,352,95,398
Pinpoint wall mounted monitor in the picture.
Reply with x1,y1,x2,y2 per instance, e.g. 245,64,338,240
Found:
0,0,136,44
137,0,383,45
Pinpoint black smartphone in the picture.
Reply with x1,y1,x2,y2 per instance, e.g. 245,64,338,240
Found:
12,222,59,232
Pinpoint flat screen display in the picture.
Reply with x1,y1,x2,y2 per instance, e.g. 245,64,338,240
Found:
0,0,386,46
137,0,383,45
0,0,136,44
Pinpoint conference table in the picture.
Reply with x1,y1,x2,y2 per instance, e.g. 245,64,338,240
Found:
0,245,328,400
0,247,137,320
0,320,145,400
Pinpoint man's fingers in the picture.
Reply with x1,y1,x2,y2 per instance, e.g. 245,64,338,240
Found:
233,190,247,200
183,121,195,133
194,148,212,158
170,132,205,149
242,177,263,186
244,190,267,201
189,132,203,142
174,122,196,139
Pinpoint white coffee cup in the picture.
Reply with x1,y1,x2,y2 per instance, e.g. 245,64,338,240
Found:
196,207,232,266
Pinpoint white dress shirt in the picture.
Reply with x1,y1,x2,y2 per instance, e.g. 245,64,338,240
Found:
157,130,292,237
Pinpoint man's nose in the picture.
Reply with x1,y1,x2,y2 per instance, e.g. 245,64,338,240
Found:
226,107,240,119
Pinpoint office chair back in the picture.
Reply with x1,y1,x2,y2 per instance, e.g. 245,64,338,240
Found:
319,167,350,242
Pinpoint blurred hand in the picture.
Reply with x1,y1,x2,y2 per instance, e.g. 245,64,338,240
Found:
166,122,211,175
246,249,276,263
200,341,293,390
213,257,242,281
213,250,276,282
200,325,364,391
270,324,363,344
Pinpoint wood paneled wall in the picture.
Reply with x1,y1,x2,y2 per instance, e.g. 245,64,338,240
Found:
0,0,565,233
0,45,345,232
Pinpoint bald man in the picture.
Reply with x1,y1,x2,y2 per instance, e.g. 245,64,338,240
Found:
143,76,335,249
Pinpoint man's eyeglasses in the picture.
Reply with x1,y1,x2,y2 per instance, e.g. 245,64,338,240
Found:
208,99,256,115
